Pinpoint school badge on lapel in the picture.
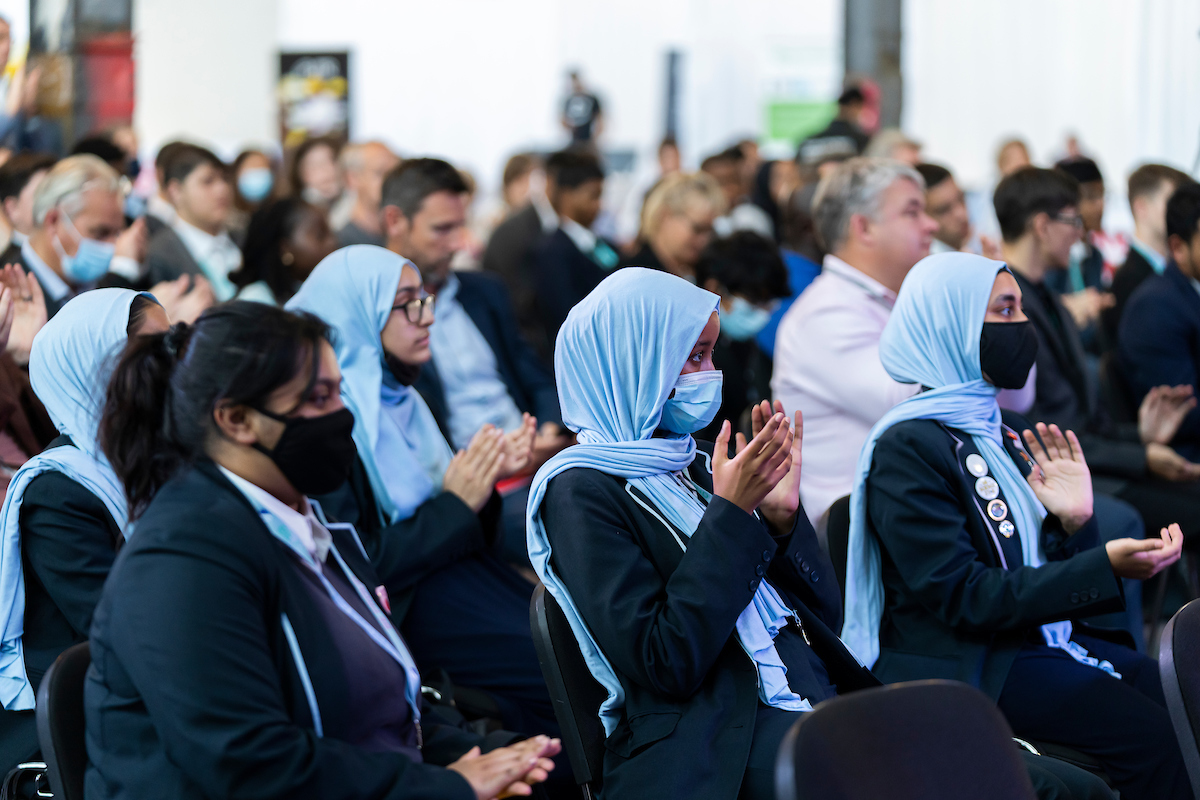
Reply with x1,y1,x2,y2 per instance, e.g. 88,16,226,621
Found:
375,585,392,614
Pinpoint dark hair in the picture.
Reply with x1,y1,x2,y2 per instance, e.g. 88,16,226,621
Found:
101,302,331,519
993,167,1080,243
915,162,952,191
1055,157,1103,186
380,157,468,220
1167,182,1200,244
0,152,56,202
694,231,790,304
230,197,317,301
545,149,604,190
658,136,678,154
502,153,536,189
700,146,745,172
154,140,191,175
837,86,865,106
125,295,160,336
1128,163,1193,205
71,135,126,169
163,144,226,188
231,148,275,209
288,137,341,196
780,184,824,263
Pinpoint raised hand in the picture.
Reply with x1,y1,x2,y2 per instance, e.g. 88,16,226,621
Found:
447,735,561,799
442,425,506,512
150,274,216,324
1021,423,1092,533
1106,523,1184,580
738,400,803,531
498,413,537,479
712,410,793,515
1138,384,1197,446
0,264,47,365
1146,442,1200,482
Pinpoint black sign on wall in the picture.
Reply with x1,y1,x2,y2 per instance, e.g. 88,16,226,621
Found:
278,51,350,147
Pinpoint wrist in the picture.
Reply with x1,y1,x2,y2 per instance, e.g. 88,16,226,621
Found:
1060,511,1091,535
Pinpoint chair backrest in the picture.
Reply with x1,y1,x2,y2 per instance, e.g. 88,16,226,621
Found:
826,494,852,609
529,584,606,794
35,641,91,800
1159,599,1200,799
776,680,1036,800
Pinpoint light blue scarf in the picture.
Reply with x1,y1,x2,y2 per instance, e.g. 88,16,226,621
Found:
527,267,814,737
841,252,1117,678
0,289,148,710
287,245,453,523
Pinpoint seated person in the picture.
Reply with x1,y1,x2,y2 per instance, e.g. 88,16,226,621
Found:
620,172,725,282
845,252,1187,800
0,289,167,775
145,143,240,301
1120,182,1200,462
0,151,56,253
288,246,559,739
230,197,338,306
529,267,1112,800
90,301,560,799
693,231,790,441
533,148,618,356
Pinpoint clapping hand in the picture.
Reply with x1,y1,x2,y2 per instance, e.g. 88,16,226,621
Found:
1107,523,1184,580
442,425,506,512
149,274,216,324
0,264,47,365
447,735,561,799
1138,385,1197,446
738,400,803,531
1021,423,1093,533
498,413,538,479
713,407,793,518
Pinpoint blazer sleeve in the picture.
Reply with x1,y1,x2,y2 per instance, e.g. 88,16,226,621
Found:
488,280,562,427
20,472,120,637
543,469,780,701
533,237,575,344
1121,289,1200,447
102,544,476,800
866,425,1123,635
764,507,844,634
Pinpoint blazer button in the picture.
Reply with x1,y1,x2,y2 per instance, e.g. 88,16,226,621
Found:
749,579,760,592
755,564,766,577
1070,592,1080,603
763,550,773,562
800,560,811,573
1089,588,1099,600
810,571,819,582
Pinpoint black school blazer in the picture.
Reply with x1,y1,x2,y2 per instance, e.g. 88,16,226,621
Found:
85,460,480,800
865,417,1125,700
540,443,878,800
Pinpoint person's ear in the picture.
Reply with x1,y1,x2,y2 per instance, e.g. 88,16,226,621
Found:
1169,234,1192,271
1030,211,1051,245
212,401,266,447
42,206,60,235
382,205,408,241
164,178,184,207
2,196,17,222
850,212,872,245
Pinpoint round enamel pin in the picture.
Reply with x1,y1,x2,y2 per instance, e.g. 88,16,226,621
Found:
975,476,1000,501
987,499,1008,522
966,454,989,477
999,520,1015,538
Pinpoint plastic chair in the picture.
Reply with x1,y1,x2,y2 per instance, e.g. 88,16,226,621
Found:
1158,599,1200,798
775,679,1036,800
34,642,91,800
529,584,606,800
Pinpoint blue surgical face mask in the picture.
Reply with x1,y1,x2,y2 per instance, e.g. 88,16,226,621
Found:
721,296,772,341
659,370,724,434
238,168,274,203
53,211,115,284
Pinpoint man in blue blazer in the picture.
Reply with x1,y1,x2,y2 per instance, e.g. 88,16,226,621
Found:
1120,183,1200,463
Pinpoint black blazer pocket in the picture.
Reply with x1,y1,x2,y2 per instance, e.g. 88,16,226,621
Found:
605,711,681,758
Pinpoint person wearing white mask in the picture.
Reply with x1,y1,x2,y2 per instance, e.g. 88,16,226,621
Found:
693,231,791,442
15,155,145,317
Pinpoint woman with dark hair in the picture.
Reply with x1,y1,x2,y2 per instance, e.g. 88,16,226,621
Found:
289,137,343,211
88,300,560,800
0,288,167,775
231,197,338,306
228,148,277,242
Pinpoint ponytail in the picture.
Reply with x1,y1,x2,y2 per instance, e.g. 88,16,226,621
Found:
100,302,331,520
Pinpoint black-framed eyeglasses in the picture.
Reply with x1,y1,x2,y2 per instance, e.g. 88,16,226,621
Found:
392,294,435,323
1052,213,1084,230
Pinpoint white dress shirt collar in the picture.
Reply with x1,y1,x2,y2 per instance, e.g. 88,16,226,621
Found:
20,239,71,301
560,217,598,254
217,466,332,562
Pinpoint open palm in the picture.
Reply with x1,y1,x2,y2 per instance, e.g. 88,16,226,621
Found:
1022,423,1092,532
737,400,802,528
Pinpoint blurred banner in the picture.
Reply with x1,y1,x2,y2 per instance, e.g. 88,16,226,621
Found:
278,50,349,148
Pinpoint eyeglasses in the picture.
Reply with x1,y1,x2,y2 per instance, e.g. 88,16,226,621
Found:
1052,213,1084,230
392,294,435,324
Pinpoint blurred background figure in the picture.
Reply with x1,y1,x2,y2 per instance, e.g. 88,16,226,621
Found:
337,140,400,248
622,171,725,281
864,128,922,165
231,196,338,306
227,148,276,243
288,135,343,214
997,137,1032,178
0,151,54,254
561,69,603,149
701,146,774,238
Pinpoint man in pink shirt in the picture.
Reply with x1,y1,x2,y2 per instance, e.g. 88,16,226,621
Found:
772,158,937,527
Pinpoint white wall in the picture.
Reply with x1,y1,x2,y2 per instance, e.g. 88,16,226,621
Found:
134,0,279,158
903,0,1200,225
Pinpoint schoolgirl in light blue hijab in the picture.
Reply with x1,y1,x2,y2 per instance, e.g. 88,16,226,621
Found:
286,245,452,523
0,289,157,710
526,267,814,737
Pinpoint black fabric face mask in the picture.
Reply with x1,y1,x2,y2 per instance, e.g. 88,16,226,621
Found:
252,406,358,496
384,353,422,387
979,321,1038,390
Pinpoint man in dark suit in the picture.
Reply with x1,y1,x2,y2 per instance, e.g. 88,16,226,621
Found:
480,189,556,356
382,158,572,564
533,149,617,359
997,167,1200,553
1101,163,1194,349
1120,183,1200,463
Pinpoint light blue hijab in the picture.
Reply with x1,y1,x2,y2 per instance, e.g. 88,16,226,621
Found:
841,252,1116,677
286,245,452,523
0,288,147,710
527,267,814,737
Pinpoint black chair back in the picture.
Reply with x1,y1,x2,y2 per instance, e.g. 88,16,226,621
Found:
35,642,91,800
826,494,852,608
1159,599,1200,798
776,679,1036,800
530,584,606,798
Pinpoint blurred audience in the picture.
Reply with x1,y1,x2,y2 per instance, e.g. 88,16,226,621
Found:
288,136,343,212
756,184,825,358
337,140,400,247
702,146,774,238
864,129,922,165
621,171,725,281
230,197,338,306
227,148,276,242
0,152,55,253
